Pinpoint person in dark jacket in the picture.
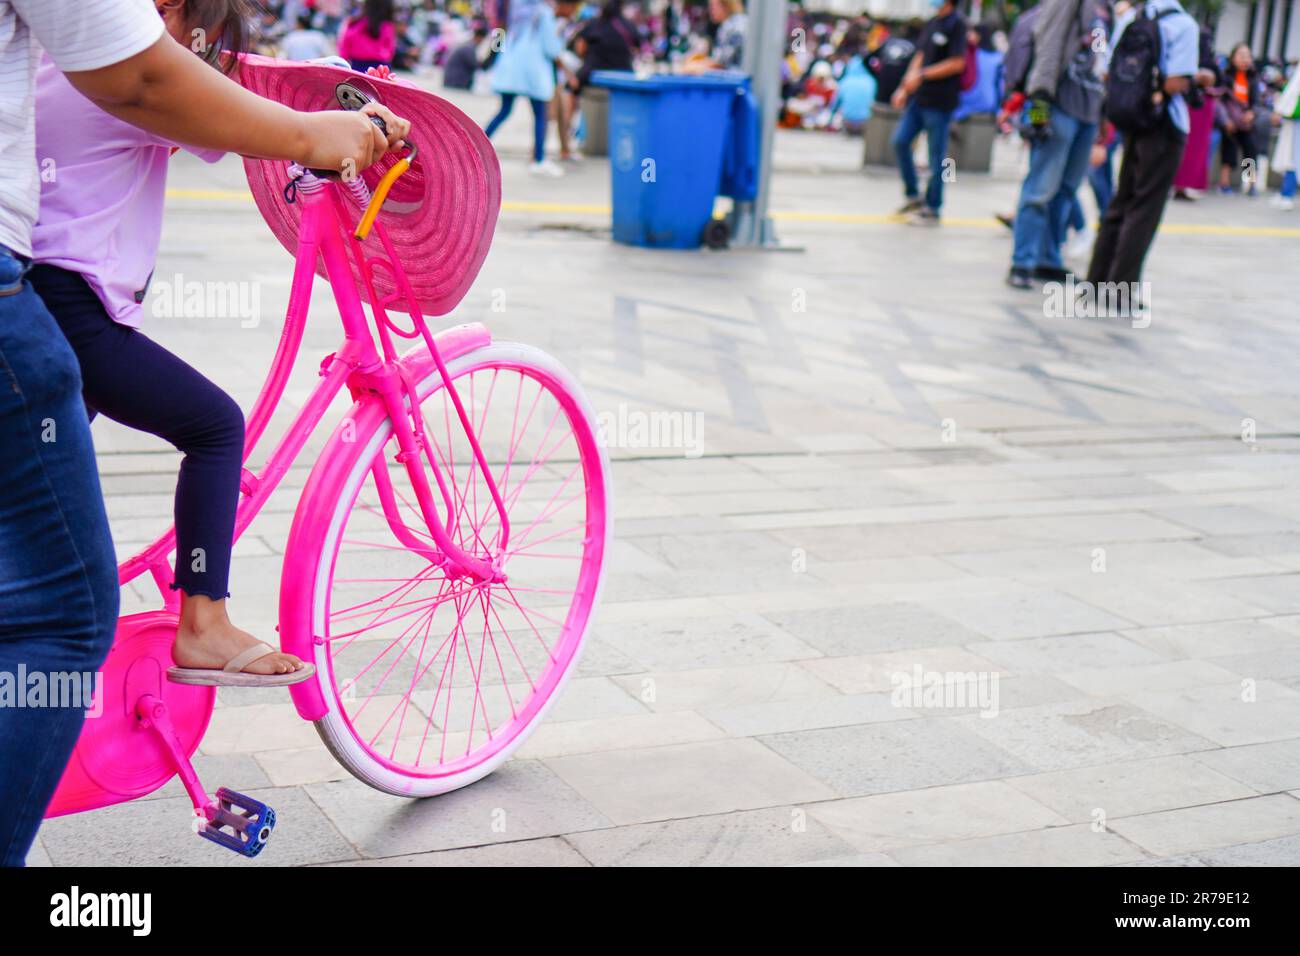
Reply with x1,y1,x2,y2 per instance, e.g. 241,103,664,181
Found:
570,0,636,92
1217,42,1260,194
443,24,489,90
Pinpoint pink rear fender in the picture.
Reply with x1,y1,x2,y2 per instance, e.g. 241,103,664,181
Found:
281,322,492,721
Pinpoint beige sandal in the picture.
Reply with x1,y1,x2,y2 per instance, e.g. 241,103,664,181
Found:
168,641,315,687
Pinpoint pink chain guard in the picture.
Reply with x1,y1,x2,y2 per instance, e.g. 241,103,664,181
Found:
44,611,215,817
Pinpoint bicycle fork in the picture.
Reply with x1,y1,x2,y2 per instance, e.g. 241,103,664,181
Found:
351,358,507,585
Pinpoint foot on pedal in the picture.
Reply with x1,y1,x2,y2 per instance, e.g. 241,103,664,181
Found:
198,787,276,858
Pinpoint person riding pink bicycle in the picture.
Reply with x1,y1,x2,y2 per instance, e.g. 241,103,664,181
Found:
29,44,609,858
29,0,410,688
0,0,416,868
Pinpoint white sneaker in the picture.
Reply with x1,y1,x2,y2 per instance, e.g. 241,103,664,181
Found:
1270,194,1295,211
1066,226,1095,260
528,159,564,178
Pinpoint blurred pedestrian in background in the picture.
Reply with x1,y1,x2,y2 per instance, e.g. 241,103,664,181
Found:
1005,0,1106,289
891,0,968,226
281,11,332,61
443,21,489,90
571,0,636,91
316,0,345,38
1271,63,1300,210
952,22,1002,123
829,55,877,134
681,0,746,72
1217,42,1260,195
339,0,397,73
484,0,565,177
1172,24,1220,200
1086,0,1198,290
552,0,583,162
868,27,917,106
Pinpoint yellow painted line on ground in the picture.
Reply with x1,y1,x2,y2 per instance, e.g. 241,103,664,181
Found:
164,188,1300,238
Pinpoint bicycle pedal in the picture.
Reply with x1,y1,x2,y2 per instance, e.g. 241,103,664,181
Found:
198,787,276,858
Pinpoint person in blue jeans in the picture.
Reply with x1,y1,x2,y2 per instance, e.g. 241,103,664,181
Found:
0,246,119,867
0,0,408,867
1006,0,1106,288
890,0,967,225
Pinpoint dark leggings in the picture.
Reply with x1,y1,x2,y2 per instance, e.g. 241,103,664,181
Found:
1219,127,1258,182
28,265,244,601
484,93,548,163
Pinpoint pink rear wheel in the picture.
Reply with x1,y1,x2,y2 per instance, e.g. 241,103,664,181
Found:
307,343,609,796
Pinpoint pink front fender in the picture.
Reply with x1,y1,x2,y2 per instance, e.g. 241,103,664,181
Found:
281,322,491,721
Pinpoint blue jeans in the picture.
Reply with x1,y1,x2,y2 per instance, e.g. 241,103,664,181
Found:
1011,108,1098,271
1089,136,1118,215
1283,170,1297,199
484,93,549,164
892,103,954,213
0,247,118,866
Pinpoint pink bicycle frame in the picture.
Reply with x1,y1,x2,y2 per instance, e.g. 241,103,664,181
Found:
117,177,508,614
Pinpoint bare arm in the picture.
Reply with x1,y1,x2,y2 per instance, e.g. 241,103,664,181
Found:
1163,75,1191,95
902,51,924,85
63,35,408,172
921,55,965,82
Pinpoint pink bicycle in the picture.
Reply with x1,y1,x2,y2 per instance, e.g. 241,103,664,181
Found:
43,64,610,857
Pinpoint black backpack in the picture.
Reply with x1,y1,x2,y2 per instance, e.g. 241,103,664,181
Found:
1105,7,1179,132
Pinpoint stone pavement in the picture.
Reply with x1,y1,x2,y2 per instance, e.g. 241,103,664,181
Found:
30,84,1300,866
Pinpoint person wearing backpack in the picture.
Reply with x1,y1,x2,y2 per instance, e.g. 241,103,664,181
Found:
1004,0,1109,289
1084,0,1198,290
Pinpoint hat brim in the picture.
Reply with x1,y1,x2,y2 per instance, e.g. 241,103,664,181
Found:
236,54,500,317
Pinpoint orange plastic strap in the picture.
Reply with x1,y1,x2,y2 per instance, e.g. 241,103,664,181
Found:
354,146,417,241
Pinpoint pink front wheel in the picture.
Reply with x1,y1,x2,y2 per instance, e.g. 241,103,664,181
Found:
290,343,610,796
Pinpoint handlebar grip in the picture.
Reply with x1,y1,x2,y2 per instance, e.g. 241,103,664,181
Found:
306,112,389,179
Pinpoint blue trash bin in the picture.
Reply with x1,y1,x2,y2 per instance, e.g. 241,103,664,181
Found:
592,71,748,249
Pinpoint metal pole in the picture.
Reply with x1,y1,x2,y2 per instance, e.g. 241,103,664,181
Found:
730,0,788,248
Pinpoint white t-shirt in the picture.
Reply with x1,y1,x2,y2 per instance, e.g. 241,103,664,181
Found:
0,0,164,256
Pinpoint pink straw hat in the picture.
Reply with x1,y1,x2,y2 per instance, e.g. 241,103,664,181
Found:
236,54,500,317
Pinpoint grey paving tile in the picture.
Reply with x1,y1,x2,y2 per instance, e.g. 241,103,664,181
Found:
888,824,1148,866
1057,576,1270,628
544,738,835,826
808,780,1068,853
564,806,858,866
1108,794,1300,858
1122,618,1300,660
789,852,900,867
1124,681,1300,747
306,760,612,857
1054,660,1242,696
703,692,915,737
323,837,590,867
1217,573,1300,613
594,613,821,671
971,632,1165,674
923,590,1135,640
611,662,836,712
956,699,1216,772
1005,754,1257,824
515,711,726,759
146,753,272,802
760,718,1033,796
1135,834,1300,867
761,602,985,657
1189,739,1300,793
1155,505,1300,537
797,645,1004,695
